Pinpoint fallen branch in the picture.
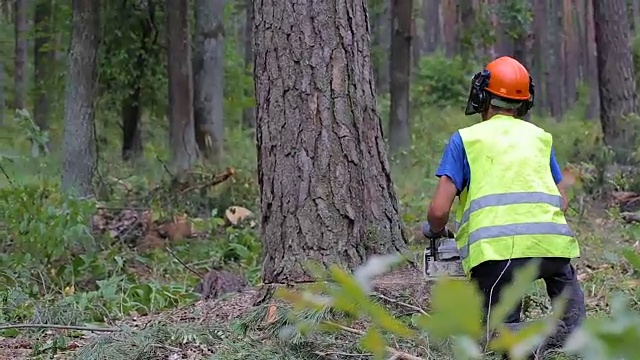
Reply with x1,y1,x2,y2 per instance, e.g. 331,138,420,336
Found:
165,246,205,280
372,292,429,316
322,321,424,360
179,167,235,194
0,323,121,332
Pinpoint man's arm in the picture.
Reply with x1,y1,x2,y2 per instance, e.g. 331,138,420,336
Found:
428,132,466,232
550,146,568,212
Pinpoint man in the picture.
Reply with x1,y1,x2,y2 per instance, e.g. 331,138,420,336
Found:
425,56,586,333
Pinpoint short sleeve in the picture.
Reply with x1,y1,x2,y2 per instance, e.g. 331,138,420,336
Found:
435,132,467,192
550,146,562,185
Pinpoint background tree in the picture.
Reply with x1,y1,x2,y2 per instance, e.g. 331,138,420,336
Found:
242,0,255,129
254,0,407,284
389,0,412,153
193,0,225,161
166,0,198,172
13,0,27,111
61,0,100,197
33,0,54,138
593,0,638,163
120,0,156,162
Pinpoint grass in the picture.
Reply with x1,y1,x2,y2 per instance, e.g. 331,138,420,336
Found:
0,103,638,359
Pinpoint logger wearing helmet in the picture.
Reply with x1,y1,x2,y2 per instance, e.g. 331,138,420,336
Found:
424,56,586,337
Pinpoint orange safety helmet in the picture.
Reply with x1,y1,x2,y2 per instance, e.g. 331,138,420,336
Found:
485,56,531,100
464,56,535,116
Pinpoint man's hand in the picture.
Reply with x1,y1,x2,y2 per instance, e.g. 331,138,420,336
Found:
422,222,455,239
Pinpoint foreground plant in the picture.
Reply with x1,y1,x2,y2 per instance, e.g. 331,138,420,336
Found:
277,254,640,360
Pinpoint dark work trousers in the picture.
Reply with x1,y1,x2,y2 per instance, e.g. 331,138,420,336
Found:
470,257,586,332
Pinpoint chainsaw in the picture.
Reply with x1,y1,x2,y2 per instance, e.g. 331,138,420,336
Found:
421,223,466,280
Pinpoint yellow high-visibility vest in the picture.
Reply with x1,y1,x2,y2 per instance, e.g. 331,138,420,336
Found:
455,114,580,274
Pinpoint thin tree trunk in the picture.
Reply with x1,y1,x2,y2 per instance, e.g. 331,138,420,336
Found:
13,0,28,110
547,0,564,119
61,0,100,198
389,0,412,153
193,0,225,161
440,0,457,56
563,0,580,110
531,0,548,116
121,0,155,162
0,62,4,125
255,0,408,284
584,0,599,119
373,1,391,93
166,0,198,172
242,0,255,129
593,0,638,163
34,0,54,136
422,0,441,54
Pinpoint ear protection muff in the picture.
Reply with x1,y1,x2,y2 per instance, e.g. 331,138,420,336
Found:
515,75,535,117
464,70,491,116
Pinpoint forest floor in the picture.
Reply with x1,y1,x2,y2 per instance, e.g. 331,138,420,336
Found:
0,200,636,360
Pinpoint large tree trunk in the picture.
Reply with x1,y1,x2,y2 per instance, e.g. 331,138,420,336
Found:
61,0,100,198
242,0,255,129
34,0,54,135
193,0,225,161
166,0,198,172
254,0,408,284
389,0,412,153
13,0,28,110
593,0,638,163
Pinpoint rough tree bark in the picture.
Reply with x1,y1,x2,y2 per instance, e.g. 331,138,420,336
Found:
593,0,638,163
254,0,408,284
34,0,54,135
61,0,100,198
13,0,28,110
166,0,198,172
242,0,255,129
193,0,225,160
389,0,412,153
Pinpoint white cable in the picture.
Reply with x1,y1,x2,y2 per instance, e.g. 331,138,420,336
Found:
484,237,517,347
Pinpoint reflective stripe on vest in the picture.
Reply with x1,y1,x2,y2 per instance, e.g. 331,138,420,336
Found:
456,191,573,259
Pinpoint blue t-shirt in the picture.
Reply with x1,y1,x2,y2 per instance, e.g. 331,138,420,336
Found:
435,131,563,194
